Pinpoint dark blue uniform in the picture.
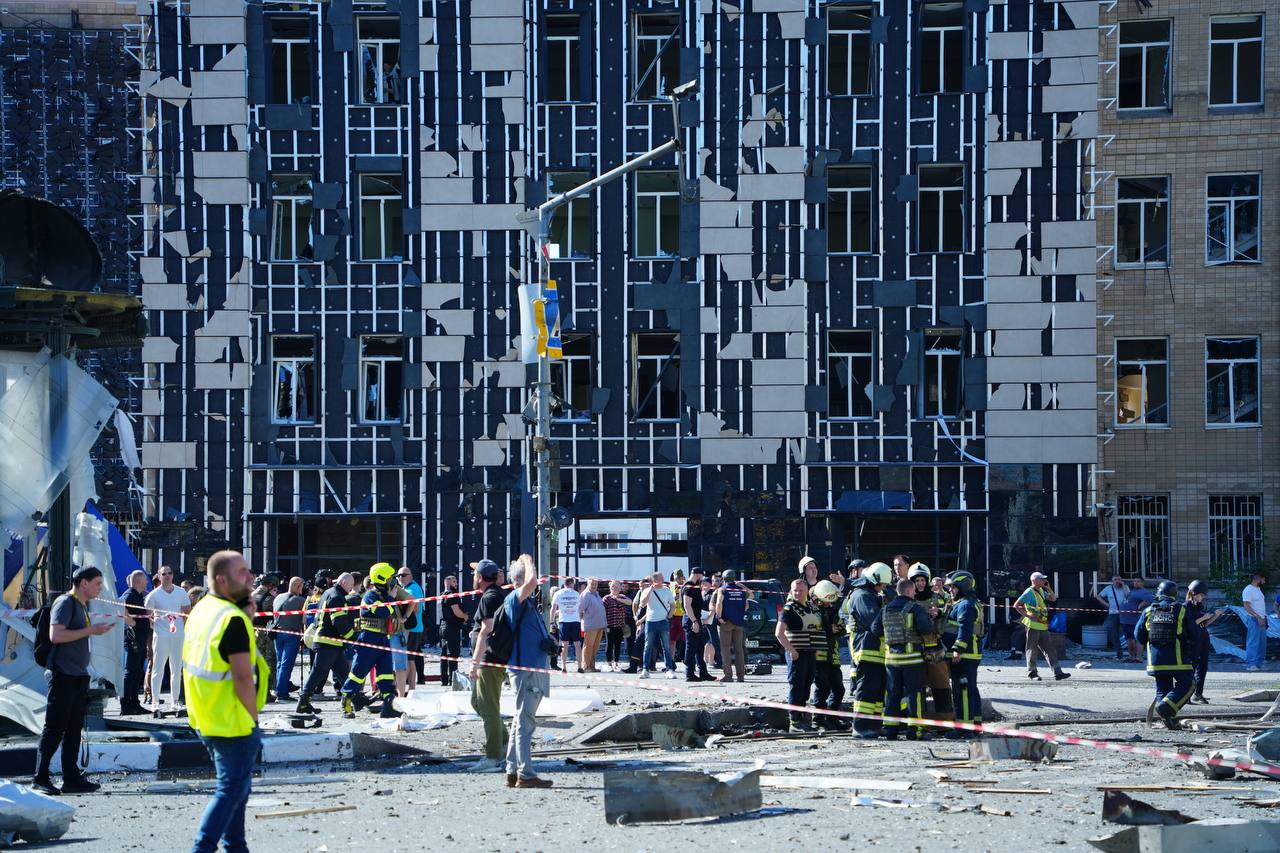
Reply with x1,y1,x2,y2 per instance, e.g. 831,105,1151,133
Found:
1134,596,1199,725
942,595,983,729
871,595,933,740
341,586,396,712
842,576,886,737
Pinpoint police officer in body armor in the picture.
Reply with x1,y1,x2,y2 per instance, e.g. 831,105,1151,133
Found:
843,562,892,738
909,563,955,728
810,580,848,729
1135,580,1201,730
775,579,826,732
942,570,984,734
872,577,934,740
339,562,400,719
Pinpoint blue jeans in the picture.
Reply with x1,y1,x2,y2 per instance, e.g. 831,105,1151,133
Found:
274,633,301,698
193,727,261,853
1103,614,1123,657
1245,616,1267,668
644,619,674,671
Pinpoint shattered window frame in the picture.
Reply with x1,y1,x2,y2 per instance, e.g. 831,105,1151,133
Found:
359,335,404,425
1205,336,1260,428
827,166,874,255
1209,15,1264,109
545,14,583,103
1114,176,1169,268
1205,173,1261,265
917,164,965,253
359,173,405,261
551,334,594,423
1208,494,1264,571
1115,337,1170,428
271,334,318,425
631,332,681,422
634,171,680,259
269,173,314,262
827,329,875,420
632,13,681,102
268,17,313,106
547,171,594,259
922,329,964,420
827,5,875,97
357,18,403,106
1116,494,1171,579
918,2,966,95
1117,19,1172,112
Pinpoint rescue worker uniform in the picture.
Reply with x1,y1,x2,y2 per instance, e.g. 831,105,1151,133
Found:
843,574,886,738
296,582,356,714
340,565,399,718
872,592,933,740
943,593,983,731
1135,591,1199,729
780,595,825,730
915,586,954,724
811,595,847,729
1184,594,1212,701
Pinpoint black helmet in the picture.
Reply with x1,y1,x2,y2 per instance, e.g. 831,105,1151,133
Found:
1187,579,1207,595
1156,580,1178,599
946,570,976,595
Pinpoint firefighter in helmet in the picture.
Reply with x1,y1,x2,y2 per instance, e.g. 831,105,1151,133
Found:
339,562,399,719
1135,580,1200,730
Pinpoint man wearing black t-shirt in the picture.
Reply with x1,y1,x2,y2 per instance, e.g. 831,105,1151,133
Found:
439,574,468,686
121,570,151,715
681,567,710,681
467,559,508,772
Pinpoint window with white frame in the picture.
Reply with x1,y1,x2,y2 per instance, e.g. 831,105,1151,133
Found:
828,166,873,254
632,14,680,101
632,332,680,421
918,165,964,253
545,15,582,102
582,533,629,551
1115,176,1169,267
1209,495,1264,572
1206,336,1260,426
1115,338,1169,426
272,335,317,424
923,330,963,418
359,174,404,261
1206,173,1261,264
359,336,403,424
551,335,593,421
635,171,680,258
1116,494,1170,578
828,330,874,419
1209,15,1263,108
270,174,314,261
828,5,874,96
358,18,402,105
269,18,312,105
547,171,593,258
919,3,965,94
1118,19,1171,110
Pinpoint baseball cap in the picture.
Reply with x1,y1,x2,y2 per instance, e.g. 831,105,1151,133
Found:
1030,571,1048,581
470,558,500,580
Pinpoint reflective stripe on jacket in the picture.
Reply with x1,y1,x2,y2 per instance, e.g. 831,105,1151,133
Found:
182,595,268,738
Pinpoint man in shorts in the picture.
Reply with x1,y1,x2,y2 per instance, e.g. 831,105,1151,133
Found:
551,577,583,672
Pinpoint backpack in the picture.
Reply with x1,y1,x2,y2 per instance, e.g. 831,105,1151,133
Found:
485,604,515,664
1147,603,1177,647
31,603,54,668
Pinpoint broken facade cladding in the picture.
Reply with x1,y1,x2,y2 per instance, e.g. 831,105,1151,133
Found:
138,0,1098,597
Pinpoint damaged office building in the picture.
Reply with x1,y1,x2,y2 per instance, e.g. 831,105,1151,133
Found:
138,1,1098,597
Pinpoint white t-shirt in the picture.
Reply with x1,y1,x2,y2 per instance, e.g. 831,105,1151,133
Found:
552,588,581,623
1100,585,1129,614
145,586,190,636
1243,584,1266,617
644,587,674,623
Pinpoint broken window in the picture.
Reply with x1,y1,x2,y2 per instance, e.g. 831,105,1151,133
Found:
1209,15,1263,108
551,335,593,421
358,18,402,105
272,335,316,424
547,171,593,258
827,166,873,254
633,14,680,101
359,336,403,424
1206,336,1259,426
269,17,313,105
359,173,404,261
1115,176,1169,267
634,171,680,258
828,330,874,419
1118,19,1171,110
1209,495,1264,571
828,6,874,96
918,165,964,253
545,15,582,102
919,3,964,94
1115,338,1169,426
270,174,314,261
922,329,963,418
632,332,680,421
1116,495,1170,578
1206,173,1260,264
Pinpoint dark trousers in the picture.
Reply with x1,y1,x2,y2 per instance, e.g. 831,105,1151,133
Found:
440,623,462,686
851,658,885,735
302,643,351,697
606,627,625,664
1192,639,1210,697
813,659,844,710
683,618,708,679
788,651,817,722
36,671,89,779
341,633,394,699
627,624,644,671
951,658,982,724
884,662,925,739
707,620,723,669
1154,671,1195,720
123,630,149,708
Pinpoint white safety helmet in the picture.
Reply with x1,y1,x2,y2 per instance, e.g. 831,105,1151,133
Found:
811,580,840,604
862,562,894,587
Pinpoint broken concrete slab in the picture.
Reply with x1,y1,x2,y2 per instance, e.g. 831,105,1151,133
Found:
604,768,762,825
1102,790,1196,826
1232,689,1280,703
578,706,788,744
652,724,706,750
970,736,1058,762
1088,819,1280,853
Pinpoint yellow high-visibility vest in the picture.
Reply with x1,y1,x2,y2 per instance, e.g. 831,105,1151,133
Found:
182,595,268,738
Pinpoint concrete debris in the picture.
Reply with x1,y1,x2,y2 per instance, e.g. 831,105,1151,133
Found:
970,737,1059,763
1247,729,1280,763
1088,818,1280,853
1230,689,1280,703
1102,790,1196,826
254,804,357,820
0,780,75,844
603,768,762,825
652,724,706,750
980,804,1012,817
1195,750,1244,780
759,775,912,792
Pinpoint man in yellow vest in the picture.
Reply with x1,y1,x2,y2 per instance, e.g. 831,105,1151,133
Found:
1014,571,1069,681
183,550,268,853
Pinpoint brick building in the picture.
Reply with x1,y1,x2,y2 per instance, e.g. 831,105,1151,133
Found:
1098,1,1280,583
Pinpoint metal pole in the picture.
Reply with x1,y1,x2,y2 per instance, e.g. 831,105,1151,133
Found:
535,215,553,615
47,322,72,595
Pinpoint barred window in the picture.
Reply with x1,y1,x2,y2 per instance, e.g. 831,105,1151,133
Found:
1209,495,1263,573
1116,495,1170,579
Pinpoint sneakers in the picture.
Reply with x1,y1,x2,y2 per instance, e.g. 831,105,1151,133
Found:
666,670,677,680
1053,671,1071,681
60,777,100,794
1192,694,1210,704
1027,671,1042,681
789,720,815,733
515,776,553,789
465,757,504,773
1246,665,1262,672
30,776,60,796
638,670,650,679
